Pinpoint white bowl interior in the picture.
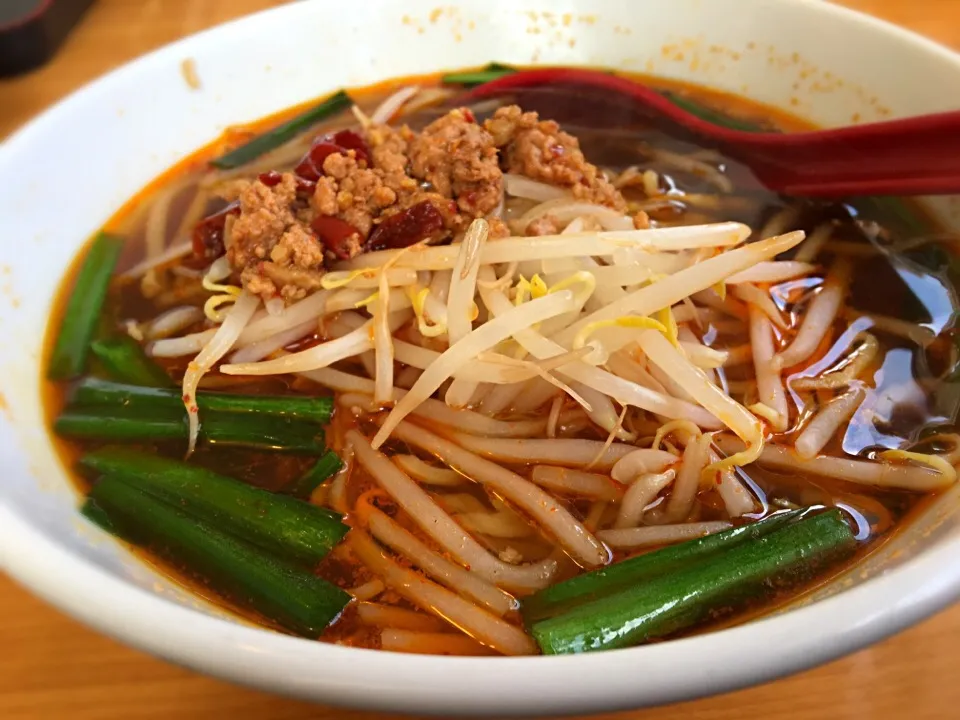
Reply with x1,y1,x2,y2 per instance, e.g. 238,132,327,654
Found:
2,0,960,715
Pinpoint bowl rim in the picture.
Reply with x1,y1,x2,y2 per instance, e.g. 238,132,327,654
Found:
3,0,960,716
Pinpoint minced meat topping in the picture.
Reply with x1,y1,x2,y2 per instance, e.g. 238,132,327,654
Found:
221,105,627,301
484,106,627,211
408,108,503,218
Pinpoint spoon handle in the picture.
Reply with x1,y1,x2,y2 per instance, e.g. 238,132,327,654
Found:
738,111,960,196
468,68,960,198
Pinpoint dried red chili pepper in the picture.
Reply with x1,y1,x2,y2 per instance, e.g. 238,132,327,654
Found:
366,201,447,252
294,129,371,181
330,130,370,166
192,202,240,260
258,170,283,187
312,215,363,260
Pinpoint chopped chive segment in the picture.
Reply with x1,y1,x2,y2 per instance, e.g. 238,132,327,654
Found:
530,509,856,654
80,446,345,566
660,92,766,133
287,451,343,499
90,336,174,388
57,408,188,441
80,496,117,535
72,377,333,424
210,90,353,170
55,406,326,454
441,66,517,86
521,509,803,623
85,476,350,636
48,232,125,380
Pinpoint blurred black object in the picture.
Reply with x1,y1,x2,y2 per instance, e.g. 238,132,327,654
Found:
1,0,95,77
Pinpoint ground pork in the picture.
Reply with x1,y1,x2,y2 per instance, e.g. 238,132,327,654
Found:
408,108,503,218
367,124,418,197
312,151,398,237
485,105,627,212
221,105,628,302
311,113,502,254
308,125,463,258
227,173,326,301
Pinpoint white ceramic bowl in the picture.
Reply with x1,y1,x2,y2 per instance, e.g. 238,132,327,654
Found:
3,0,960,715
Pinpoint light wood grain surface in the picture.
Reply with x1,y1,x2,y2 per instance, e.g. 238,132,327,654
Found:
1,1,958,718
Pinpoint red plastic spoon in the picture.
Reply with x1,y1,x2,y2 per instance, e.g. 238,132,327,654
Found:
465,68,960,198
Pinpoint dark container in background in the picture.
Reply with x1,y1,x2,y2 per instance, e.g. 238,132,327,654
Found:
1,0,96,77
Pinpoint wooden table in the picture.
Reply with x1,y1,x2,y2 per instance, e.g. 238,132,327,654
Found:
1,1,958,718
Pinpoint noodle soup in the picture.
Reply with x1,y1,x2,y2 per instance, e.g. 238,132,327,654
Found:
46,67,960,656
